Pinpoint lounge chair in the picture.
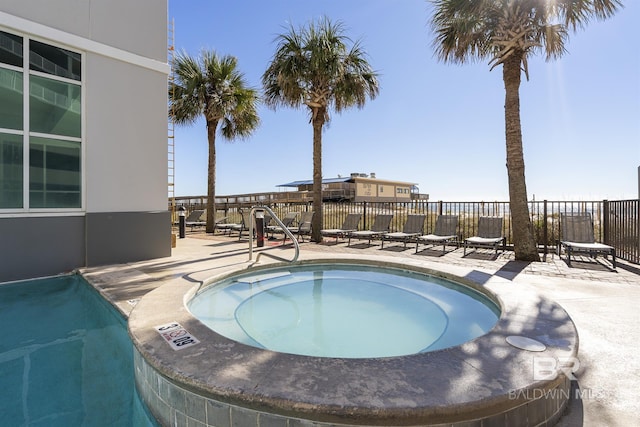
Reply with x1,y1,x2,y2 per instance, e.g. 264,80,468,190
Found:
214,215,241,235
463,216,506,256
286,211,314,243
230,210,253,240
267,212,298,239
380,214,426,249
416,215,459,254
347,214,393,246
558,213,616,269
184,209,205,230
321,213,362,244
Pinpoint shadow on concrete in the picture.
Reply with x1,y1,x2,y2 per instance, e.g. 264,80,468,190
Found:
378,245,412,253
464,269,494,285
415,247,449,257
617,261,640,276
495,261,530,281
462,251,500,261
562,256,617,273
344,242,380,250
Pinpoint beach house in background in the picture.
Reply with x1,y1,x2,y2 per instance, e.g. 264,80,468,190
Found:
0,1,170,282
175,173,427,210
279,173,427,202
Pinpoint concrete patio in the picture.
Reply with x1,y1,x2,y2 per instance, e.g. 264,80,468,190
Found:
82,231,640,426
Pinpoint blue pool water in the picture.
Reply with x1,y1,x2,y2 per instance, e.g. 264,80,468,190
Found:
188,264,500,358
0,275,158,427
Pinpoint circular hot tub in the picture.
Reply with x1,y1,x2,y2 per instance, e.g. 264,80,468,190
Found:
128,258,578,426
188,263,500,358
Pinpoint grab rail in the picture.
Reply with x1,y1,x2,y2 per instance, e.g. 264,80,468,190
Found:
248,206,300,263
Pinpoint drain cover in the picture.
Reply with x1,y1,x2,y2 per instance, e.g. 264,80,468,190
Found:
506,336,546,352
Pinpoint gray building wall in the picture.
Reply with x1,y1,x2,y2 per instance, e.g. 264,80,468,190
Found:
0,217,85,282
0,1,170,282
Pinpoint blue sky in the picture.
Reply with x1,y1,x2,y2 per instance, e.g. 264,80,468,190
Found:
168,0,639,201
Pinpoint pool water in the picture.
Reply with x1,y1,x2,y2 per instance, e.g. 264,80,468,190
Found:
188,264,500,358
0,275,158,427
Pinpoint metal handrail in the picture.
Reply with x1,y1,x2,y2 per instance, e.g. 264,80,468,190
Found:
248,206,300,264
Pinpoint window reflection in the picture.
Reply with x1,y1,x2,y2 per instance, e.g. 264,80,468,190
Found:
29,137,81,208
0,133,23,208
30,75,81,137
30,40,81,80
0,68,23,130
0,31,23,67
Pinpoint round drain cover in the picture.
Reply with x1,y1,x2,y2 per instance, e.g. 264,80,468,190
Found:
506,335,546,352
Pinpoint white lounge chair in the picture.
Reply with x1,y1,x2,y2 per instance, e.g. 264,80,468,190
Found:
267,212,298,239
321,213,362,244
463,216,506,256
380,214,426,249
558,213,616,269
184,209,205,230
286,211,314,243
347,214,393,246
416,215,459,254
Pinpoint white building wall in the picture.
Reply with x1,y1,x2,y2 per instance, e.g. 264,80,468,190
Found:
1,0,166,61
84,54,168,212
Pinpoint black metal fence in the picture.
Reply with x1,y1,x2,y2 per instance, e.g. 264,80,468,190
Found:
171,198,640,264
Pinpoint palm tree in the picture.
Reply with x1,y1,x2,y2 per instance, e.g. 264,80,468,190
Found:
430,0,622,261
169,50,260,233
262,17,379,242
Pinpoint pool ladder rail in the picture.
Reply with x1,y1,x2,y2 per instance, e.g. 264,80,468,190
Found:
248,206,300,264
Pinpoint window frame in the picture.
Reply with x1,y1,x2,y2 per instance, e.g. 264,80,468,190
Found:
0,27,84,214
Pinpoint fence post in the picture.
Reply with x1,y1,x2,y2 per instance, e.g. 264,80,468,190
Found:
603,199,609,244
438,200,443,216
363,201,368,230
543,200,548,261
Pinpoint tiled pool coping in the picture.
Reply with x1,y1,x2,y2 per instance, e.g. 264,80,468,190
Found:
127,258,578,426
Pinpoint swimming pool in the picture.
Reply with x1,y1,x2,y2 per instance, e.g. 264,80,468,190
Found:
0,275,158,426
188,264,500,358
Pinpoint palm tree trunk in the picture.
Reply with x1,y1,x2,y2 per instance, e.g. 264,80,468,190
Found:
206,119,218,234
503,54,540,262
311,111,324,242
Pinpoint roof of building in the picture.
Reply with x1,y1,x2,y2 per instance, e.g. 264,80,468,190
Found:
278,176,418,188
278,177,351,187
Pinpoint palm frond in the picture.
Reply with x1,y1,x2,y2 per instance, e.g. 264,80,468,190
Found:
429,0,622,73
262,15,379,122
169,49,260,140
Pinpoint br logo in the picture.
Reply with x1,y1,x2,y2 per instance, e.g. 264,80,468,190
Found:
533,356,580,381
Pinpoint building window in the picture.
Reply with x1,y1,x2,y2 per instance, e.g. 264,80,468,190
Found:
0,133,23,208
29,137,81,208
0,30,82,210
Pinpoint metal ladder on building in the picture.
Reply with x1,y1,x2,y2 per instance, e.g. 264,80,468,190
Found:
248,206,300,264
167,19,176,221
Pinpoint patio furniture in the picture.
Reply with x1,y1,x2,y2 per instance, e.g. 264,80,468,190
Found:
184,209,205,230
230,210,254,240
286,211,314,243
321,213,362,244
347,214,393,246
380,214,426,249
416,215,459,254
214,215,241,235
267,212,298,238
463,216,506,256
558,213,616,269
